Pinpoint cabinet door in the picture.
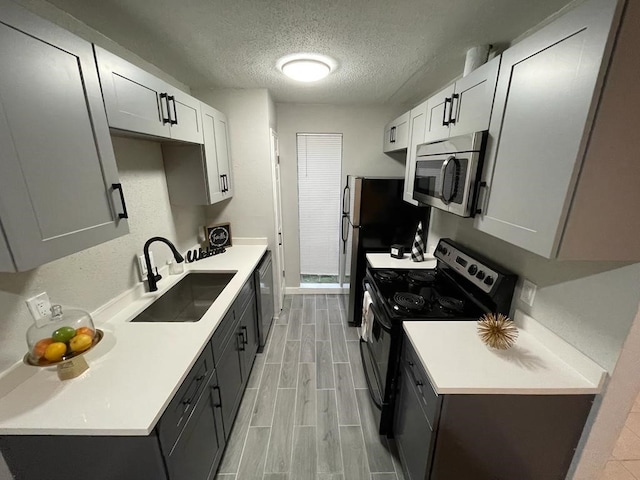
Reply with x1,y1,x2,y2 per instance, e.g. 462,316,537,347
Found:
449,56,500,137
424,84,455,143
216,324,245,439
383,122,393,152
169,90,203,144
166,373,225,480
95,46,171,139
394,361,435,480
239,297,259,380
392,112,410,150
214,113,234,199
403,101,428,205
0,2,129,272
201,105,224,204
474,0,620,258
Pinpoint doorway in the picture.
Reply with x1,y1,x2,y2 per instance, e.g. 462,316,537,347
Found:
270,129,285,313
296,133,343,285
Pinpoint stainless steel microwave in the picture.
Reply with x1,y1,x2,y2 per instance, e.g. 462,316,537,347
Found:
412,131,487,217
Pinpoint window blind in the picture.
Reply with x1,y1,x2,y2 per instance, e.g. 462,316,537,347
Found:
297,133,343,276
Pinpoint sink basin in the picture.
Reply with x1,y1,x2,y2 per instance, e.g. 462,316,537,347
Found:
131,272,236,323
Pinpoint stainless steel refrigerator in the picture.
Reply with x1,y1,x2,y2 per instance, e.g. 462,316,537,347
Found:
339,176,429,326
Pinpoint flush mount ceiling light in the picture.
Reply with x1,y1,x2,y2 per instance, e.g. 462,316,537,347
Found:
277,54,335,82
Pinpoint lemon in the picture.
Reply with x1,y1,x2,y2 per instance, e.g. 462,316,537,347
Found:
52,326,76,343
69,334,92,353
44,342,67,362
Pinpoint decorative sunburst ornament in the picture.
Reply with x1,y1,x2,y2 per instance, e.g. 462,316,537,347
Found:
477,313,519,350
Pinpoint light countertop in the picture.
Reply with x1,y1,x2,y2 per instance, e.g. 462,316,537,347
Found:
0,244,267,436
366,253,437,269
403,311,606,395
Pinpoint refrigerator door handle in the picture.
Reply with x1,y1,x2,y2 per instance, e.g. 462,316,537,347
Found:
342,184,350,215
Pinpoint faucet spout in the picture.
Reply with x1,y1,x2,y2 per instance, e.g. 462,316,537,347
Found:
143,237,185,292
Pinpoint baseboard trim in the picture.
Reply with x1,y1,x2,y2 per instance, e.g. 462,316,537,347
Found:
285,286,348,295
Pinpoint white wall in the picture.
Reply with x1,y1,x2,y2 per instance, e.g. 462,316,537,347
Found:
428,208,640,479
276,103,407,287
192,88,276,250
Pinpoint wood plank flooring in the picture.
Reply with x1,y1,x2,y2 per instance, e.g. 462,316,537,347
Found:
215,294,405,480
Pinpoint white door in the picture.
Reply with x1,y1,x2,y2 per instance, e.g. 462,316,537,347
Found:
424,84,455,143
403,100,428,205
200,105,223,204
169,91,203,144
270,129,285,312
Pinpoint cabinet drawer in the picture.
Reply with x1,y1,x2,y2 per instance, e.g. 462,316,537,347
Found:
236,276,255,313
158,345,215,455
211,309,236,363
403,337,440,428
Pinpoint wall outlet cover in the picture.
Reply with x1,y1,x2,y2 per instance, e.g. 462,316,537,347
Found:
138,252,155,281
520,279,537,306
26,292,51,322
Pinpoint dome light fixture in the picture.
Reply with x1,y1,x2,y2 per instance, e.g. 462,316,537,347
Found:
277,54,335,82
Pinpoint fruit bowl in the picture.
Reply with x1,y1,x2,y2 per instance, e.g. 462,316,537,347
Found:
24,329,104,367
24,304,103,379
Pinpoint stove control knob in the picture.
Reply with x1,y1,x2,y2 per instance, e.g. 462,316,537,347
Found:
438,245,448,255
484,276,494,286
476,271,485,280
468,264,478,275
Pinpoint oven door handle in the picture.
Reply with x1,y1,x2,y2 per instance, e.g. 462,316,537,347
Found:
363,281,393,333
359,339,384,410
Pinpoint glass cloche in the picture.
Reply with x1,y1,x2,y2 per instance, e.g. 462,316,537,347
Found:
26,305,99,365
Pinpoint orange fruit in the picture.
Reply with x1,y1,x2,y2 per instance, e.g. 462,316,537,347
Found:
33,338,53,358
43,342,67,362
75,327,95,339
69,334,92,353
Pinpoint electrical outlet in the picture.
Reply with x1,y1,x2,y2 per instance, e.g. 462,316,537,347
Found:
26,292,51,320
520,279,537,306
138,252,155,281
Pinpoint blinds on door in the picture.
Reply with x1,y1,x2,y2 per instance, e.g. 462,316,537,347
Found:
297,133,343,276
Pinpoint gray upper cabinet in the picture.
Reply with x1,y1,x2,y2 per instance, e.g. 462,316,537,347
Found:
474,0,635,260
424,56,500,144
0,0,129,272
383,111,410,153
95,46,203,144
403,100,428,206
163,103,233,205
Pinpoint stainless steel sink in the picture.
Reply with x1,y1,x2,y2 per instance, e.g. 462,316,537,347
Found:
131,272,236,323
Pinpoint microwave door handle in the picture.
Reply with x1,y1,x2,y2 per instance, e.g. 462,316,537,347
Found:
439,157,451,204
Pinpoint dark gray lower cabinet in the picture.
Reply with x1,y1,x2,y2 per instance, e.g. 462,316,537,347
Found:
0,276,260,480
394,334,595,480
165,372,225,480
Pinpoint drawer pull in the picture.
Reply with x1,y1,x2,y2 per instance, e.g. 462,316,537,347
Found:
212,385,222,408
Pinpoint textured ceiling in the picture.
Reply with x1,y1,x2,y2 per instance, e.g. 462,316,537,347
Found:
46,0,572,105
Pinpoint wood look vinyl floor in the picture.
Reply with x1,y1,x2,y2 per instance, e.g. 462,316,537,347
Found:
215,294,406,480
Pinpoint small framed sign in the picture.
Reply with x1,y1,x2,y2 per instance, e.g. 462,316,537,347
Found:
205,223,232,248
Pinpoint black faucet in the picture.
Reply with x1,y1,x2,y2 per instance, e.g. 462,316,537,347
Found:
143,237,185,292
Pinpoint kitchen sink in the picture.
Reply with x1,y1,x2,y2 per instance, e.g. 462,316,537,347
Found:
131,272,236,323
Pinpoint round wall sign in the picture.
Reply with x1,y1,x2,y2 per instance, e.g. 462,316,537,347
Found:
207,224,231,247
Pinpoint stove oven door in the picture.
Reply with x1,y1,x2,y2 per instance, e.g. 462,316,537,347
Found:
360,281,394,434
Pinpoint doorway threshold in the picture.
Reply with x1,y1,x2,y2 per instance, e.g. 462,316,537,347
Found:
286,284,348,294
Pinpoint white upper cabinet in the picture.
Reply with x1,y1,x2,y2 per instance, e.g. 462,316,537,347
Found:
383,111,410,152
474,0,635,260
163,104,233,205
0,0,129,272
424,56,500,144
95,46,203,144
403,100,428,206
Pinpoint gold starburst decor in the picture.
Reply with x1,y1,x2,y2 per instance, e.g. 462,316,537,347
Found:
477,313,519,350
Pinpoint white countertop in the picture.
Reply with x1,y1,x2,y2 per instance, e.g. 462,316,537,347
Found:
0,244,267,436
403,311,606,395
366,253,437,269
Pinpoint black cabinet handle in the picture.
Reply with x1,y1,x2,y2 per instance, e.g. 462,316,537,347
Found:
474,181,488,215
237,332,245,351
168,95,178,125
241,326,248,345
390,126,396,143
443,97,451,126
112,183,128,219
223,174,229,192
159,93,171,125
450,93,459,125
212,385,222,408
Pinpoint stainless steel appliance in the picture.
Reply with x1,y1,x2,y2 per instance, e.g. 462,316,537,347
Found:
340,176,428,326
361,237,517,436
255,251,274,351
413,131,487,217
